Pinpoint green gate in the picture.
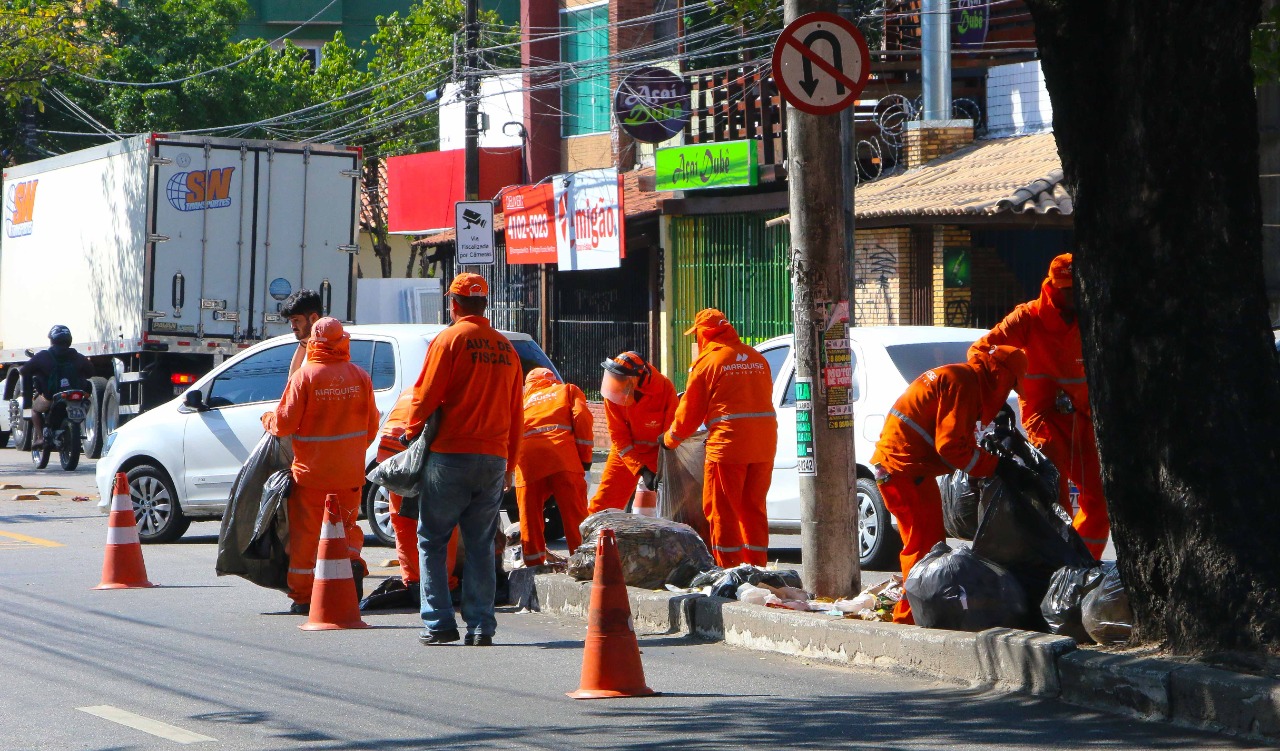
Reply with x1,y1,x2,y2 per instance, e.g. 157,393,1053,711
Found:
668,212,792,389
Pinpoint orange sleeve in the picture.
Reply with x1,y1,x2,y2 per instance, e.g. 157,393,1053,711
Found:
660,377,678,433
934,376,998,477
569,384,594,463
506,367,523,471
268,370,308,437
406,335,452,439
667,361,711,447
603,398,636,460
971,304,1031,358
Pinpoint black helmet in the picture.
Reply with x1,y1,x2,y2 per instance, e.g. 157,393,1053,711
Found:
48,325,72,346
601,351,647,379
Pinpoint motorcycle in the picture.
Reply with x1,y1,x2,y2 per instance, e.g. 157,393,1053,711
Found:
32,388,90,471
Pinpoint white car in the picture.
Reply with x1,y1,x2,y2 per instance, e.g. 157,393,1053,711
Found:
756,326,991,570
96,324,558,543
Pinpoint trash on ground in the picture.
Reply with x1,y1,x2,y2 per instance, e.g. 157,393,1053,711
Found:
567,510,715,589
1041,564,1106,642
1082,561,1132,646
216,433,292,592
359,575,418,611
940,470,980,540
655,432,710,541
687,564,805,599
904,542,1027,632
504,522,521,548
828,576,904,621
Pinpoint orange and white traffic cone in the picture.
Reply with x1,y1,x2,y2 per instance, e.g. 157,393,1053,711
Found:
568,527,657,699
300,494,369,631
632,485,658,517
95,472,156,590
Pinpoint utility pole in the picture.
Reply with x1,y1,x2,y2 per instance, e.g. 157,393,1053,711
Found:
785,0,859,597
463,0,480,202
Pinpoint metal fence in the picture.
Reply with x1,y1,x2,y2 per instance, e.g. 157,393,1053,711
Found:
668,212,793,390
554,320,650,399
451,239,544,343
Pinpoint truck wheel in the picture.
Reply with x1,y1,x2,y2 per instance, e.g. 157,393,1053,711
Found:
857,477,903,571
10,400,32,452
101,378,121,437
127,464,189,543
83,377,107,459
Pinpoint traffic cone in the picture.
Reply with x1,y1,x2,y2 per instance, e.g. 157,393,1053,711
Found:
632,486,658,517
568,528,657,699
300,494,369,631
94,472,156,590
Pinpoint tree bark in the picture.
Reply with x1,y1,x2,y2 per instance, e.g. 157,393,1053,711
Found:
1025,0,1280,654
362,158,394,278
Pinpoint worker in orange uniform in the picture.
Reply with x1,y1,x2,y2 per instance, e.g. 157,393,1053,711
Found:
262,317,380,615
970,254,1108,558
589,351,678,514
663,309,777,567
371,388,459,604
401,273,523,646
871,344,1030,624
513,368,593,565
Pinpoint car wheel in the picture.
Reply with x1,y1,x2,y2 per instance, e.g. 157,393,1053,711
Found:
127,464,190,543
857,477,902,571
82,377,107,459
363,482,396,547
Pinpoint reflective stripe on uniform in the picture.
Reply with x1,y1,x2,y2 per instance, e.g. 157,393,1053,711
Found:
315,559,352,581
1024,373,1088,385
635,440,658,446
888,408,976,474
294,430,367,443
1081,536,1108,545
524,551,546,564
289,567,315,576
523,424,573,438
617,444,634,456
743,544,768,552
712,544,742,553
575,439,593,446
705,411,775,427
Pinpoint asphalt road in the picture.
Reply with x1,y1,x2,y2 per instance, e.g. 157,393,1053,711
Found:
0,449,1254,750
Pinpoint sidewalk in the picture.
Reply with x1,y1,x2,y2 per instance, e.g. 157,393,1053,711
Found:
524,572,1280,746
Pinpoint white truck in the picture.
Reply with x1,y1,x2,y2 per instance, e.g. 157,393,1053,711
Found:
0,134,361,458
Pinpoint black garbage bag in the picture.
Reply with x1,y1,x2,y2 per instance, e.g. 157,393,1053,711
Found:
656,432,710,543
217,434,293,591
940,470,979,540
1082,562,1132,646
366,412,440,497
245,470,291,562
972,416,1094,630
1040,564,1106,642
568,511,716,589
359,575,419,611
904,542,1027,631
687,564,805,599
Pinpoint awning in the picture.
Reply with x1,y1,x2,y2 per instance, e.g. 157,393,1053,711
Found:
386,147,523,234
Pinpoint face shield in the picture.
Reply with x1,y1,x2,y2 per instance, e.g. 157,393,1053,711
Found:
601,371,638,406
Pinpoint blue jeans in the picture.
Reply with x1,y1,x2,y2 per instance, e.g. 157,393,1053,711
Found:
417,451,505,636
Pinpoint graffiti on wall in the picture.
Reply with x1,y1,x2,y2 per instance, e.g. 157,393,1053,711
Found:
854,244,897,326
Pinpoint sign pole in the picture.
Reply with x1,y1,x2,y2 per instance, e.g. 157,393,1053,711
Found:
781,1,859,598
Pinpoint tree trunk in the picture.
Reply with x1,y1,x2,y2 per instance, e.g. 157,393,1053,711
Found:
362,158,394,278
1024,0,1280,654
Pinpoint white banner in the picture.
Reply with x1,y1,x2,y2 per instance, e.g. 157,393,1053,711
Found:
554,168,624,270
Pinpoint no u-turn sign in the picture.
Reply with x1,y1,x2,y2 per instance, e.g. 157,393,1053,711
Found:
772,12,871,116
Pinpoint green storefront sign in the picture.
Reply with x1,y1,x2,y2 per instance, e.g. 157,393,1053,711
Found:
655,139,759,191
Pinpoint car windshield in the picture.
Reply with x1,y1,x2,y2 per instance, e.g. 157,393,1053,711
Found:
513,340,559,379
884,341,976,383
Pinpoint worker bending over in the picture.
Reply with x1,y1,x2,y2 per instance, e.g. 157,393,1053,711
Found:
589,351,677,514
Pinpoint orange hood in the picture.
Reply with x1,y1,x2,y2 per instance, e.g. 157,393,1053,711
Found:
306,317,350,364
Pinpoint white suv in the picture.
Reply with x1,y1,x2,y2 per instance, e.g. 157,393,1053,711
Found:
756,326,991,570
96,324,558,543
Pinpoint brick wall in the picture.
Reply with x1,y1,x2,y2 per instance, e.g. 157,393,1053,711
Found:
904,121,975,168
563,133,613,171
853,228,908,326
587,401,612,451
610,0,656,170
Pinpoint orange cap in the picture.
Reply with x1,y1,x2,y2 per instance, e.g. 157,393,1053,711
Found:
1048,253,1073,289
524,367,559,385
683,308,733,337
449,272,489,297
976,344,1028,380
311,317,347,343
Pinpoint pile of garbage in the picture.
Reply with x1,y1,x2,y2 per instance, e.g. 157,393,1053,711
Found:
567,510,715,590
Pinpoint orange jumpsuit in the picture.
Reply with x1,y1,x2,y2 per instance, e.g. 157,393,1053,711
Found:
871,345,1025,624
513,369,593,564
971,257,1108,557
376,388,457,589
666,313,777,567
264,319,380,606
589,370,678,514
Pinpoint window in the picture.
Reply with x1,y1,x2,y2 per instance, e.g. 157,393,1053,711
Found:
782,374,796,407
207,344,294,408
760,345,790,386
513,340,558,377
884,341,976,384
561,4,610,137
349,339,398,391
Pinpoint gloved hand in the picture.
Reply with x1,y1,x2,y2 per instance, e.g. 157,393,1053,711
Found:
581,461,592,472
398,432,413,447
639,467,656,490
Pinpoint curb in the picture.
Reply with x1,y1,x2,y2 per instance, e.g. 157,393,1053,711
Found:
531,573,1280,744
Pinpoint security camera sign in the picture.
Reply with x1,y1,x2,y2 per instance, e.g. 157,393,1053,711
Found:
455,201,495,264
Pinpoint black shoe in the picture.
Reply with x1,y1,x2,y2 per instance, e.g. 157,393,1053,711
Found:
464,634,494,646
289,602,310,615
418,628,461,646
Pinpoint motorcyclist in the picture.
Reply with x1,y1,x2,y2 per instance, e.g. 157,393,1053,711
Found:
20,325,93,448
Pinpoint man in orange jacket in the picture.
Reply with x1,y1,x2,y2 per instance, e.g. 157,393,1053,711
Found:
262,318,381,615
513,368,593,565
375,388,459,599
664,309,777,567
971,254,1108,557
589,351,678,514
402,273,523,646
871,344,1029,624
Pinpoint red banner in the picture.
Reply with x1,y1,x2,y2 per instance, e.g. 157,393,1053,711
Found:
502,183,557,264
